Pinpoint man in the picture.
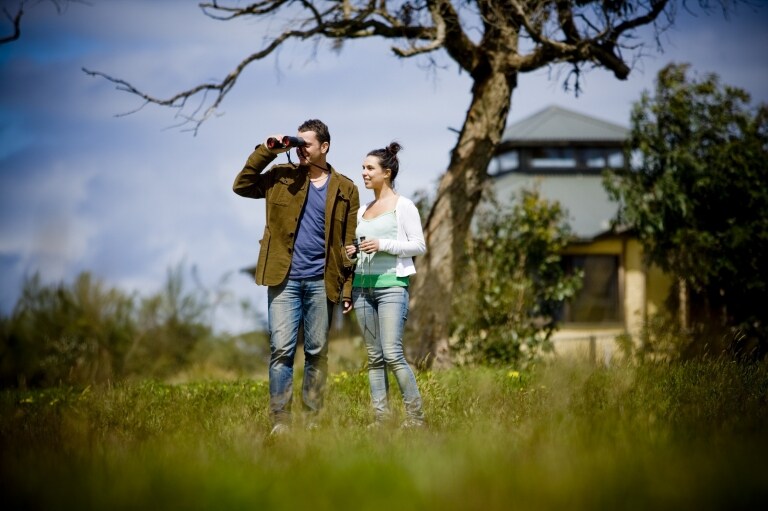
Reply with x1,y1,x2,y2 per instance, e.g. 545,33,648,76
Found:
233,119,359,435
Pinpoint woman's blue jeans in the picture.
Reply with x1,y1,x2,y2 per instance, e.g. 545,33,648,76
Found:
267,276,332,425
352,286,424,422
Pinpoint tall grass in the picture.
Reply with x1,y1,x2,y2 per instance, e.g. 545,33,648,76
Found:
2,359,767,510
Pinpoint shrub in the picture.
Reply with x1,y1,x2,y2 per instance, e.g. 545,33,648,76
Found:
450,189,582,367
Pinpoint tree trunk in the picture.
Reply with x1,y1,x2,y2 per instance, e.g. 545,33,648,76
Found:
407,69,517,368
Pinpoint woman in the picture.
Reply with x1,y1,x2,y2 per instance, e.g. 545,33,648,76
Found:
346,142,427,428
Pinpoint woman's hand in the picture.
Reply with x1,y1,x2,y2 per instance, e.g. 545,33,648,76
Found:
359,238,380,254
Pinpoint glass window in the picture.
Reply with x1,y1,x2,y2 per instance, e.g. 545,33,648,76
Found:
583,148,607,168
488,156,501,175
530,147,576,168
559,255,621,323
491,151,519,174
582,148,626,169
607,149,625,168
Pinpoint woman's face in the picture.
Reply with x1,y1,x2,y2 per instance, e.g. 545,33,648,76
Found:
361,155,390,190
296,130,328,167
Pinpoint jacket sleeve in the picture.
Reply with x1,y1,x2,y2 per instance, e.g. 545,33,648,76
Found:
232,144,278,198
378,198,427,257
341,184,361,302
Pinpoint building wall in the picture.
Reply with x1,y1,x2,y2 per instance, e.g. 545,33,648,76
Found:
624,238,646,341
493,174,618,239
554,236,673,363
488,142,673,362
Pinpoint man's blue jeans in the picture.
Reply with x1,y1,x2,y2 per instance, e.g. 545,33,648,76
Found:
267,276,332,425
352,286,424,422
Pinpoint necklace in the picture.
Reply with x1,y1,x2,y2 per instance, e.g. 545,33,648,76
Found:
310,172,328,182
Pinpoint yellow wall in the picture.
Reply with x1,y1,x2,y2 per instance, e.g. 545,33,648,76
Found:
646,263,673,317
555,235,673,361
624,238,646,340
564,239,622,255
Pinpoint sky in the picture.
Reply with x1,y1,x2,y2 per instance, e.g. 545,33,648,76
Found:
1,0,767,332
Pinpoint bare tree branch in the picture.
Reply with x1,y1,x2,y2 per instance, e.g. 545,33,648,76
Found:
508,0,673,79
391,1,447,58
1,0,89,46
199,0,292,20
555,0,581,43
84,1,445,132
82,0,690,132
1,3,24,45
428,0,479,72
83,19,333,134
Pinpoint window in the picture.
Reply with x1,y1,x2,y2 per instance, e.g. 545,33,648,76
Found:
607,149,625,168
583,148,626,169
559,255,621,323
489,150,519,175
530,147,576,168
584,148,607,168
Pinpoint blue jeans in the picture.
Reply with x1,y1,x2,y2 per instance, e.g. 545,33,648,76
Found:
352,286,424,422
267,277,332,425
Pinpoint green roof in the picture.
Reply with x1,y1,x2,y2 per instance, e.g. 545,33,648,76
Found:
502,105,628,143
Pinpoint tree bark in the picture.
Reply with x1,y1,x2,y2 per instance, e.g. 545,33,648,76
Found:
407,68,517,368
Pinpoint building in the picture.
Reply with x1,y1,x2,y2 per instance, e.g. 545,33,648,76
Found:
490,105,673,362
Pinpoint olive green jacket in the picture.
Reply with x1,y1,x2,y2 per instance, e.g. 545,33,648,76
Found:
233,144,359,304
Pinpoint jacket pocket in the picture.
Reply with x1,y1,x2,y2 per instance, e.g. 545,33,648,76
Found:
269,178,292,206
333,193,350,222
339,241,355,270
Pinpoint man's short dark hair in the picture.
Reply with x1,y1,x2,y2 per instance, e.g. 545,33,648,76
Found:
298,119,331,150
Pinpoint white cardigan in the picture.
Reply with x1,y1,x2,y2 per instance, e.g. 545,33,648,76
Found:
358,195,427,277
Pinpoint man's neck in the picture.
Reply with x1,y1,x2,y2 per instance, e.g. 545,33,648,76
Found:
305,160,329,179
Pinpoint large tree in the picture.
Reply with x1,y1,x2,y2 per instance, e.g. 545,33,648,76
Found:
604,63,768,358
86,1,738,366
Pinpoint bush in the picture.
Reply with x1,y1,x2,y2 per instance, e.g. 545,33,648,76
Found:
450,189,582,367
0,264,266,388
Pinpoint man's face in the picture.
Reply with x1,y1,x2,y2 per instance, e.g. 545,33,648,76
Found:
296,130,328,167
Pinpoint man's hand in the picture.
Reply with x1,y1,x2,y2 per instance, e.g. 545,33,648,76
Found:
342,299,353,314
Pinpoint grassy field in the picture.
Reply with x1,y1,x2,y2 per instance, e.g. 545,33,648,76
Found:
2,359,767,510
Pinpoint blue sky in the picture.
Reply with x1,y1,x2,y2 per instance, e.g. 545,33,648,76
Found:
1,0,767,332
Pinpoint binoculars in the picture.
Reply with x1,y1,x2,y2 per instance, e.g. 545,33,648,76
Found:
351,236,366,259
267,136,307,149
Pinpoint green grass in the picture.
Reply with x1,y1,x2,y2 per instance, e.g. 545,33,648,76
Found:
2,359,767,510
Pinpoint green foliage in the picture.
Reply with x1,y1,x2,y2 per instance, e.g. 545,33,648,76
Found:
1,361,767,510
128,264,214,378
0,272,136,387
0,264,267,388
450,189,582,366
604,63,768,357
621,310,689,362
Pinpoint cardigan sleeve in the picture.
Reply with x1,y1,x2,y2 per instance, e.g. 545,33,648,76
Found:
378,197,427,257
